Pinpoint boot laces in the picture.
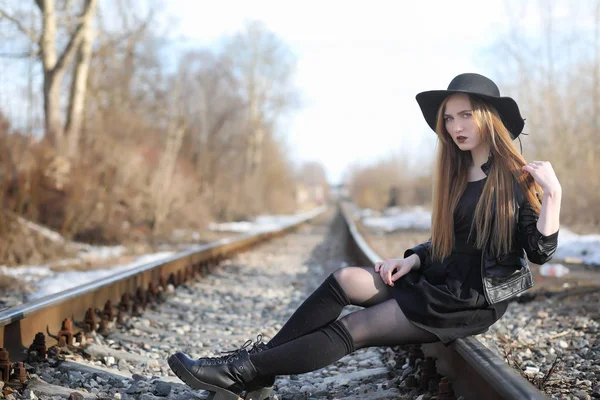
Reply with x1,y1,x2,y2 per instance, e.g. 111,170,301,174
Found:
202,334,266,365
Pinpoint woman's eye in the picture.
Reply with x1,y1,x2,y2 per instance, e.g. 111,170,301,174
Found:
463,113,471,118
444,116,452,122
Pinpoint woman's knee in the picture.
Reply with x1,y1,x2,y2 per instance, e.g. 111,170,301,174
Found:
331,266,372,288
331,267,360,289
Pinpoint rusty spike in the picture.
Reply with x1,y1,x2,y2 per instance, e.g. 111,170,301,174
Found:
420,356,438,391
119,293,131,313
11,361,27,382
117,309,125,325
48,318,74,347
132,302,143,317
148,282,159,297
103,300,114,321
148,282,161,304
0,348,12,382
405,375,417,387
29,332,47,361
409,344,425,367
159,275,167,289
135,287,147,308
437,377,456,400
177,270,183,285
84,308,97,332
60,319,74,346
98,316,109,335
168,273,177,287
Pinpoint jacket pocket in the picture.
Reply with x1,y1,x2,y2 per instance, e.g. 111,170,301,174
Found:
484,267,534,304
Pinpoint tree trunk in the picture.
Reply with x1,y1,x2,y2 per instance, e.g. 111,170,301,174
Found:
43,69,64,145
40,0,63,145
152,121,186,234
36,0,96,151
66,0,97,157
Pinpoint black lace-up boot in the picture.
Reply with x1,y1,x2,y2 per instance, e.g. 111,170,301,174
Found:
168,349,257,400
169,335,275,400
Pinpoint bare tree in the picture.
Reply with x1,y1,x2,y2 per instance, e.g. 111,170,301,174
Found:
487,0,600,230
0,0,97,153
65,0,96,156
224,21,299,180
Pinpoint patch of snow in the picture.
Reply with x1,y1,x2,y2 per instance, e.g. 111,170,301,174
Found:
553,227,600,266
209,206,326,233
171,230,201,241
27,252,174,300
361,206,432,232
539,263,570,277
0,265,54,283
76,244,126,260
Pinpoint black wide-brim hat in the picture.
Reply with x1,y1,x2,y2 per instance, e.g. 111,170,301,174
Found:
416,73,525,139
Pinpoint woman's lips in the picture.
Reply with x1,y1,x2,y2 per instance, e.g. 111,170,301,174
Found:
456,136,467,143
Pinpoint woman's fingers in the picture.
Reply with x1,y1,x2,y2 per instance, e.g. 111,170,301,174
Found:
379,261,398,286
391,268,404,282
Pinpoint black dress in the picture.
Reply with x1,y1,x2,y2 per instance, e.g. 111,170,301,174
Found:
393,178,509,344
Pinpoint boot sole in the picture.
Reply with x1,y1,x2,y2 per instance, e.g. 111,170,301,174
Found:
168,354,242,400
245,386,274,400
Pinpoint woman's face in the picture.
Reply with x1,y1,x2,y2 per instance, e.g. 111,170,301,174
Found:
443,93,483,152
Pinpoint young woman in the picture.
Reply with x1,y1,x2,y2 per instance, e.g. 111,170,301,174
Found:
168,73,562,400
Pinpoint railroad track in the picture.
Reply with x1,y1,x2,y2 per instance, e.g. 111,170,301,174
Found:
0,204,549,399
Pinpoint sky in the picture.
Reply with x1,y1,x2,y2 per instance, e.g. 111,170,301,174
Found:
0,1,577,184
162,0,524,183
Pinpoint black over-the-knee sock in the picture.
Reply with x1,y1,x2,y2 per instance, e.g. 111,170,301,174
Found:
251,320,355,376
267,274,350,349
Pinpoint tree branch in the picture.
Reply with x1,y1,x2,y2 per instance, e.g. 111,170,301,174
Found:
53,0,95,73
0,9,40,43
0,49,41,58
96,9,153,52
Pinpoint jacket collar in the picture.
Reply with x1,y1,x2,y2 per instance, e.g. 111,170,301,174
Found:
481,154,493,176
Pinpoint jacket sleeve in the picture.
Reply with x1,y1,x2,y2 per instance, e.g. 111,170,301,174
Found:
517,199,559,265
404,238,431,267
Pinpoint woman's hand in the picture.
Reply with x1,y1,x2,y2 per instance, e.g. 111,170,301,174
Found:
522,161,562,196
374,257,416,287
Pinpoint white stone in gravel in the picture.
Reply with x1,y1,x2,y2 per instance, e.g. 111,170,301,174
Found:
85,343,165,364
559,340,569,349
26,377,95,398
22,389,39,399
524,366,540,374
104,356,116,366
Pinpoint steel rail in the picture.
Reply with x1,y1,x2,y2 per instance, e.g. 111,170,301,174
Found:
0,206,327,361
339,202,548,400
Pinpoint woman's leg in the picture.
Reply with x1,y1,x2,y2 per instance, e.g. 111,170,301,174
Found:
168,273,436,397
267,266,393,348
251,299,438,376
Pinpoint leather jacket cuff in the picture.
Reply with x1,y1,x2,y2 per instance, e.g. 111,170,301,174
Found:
404,248,426,267
538,228,559,242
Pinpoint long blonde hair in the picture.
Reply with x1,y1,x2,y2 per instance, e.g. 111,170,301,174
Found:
430,94,542,261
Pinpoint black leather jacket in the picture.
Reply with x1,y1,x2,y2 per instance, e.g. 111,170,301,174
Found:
404,161,559,304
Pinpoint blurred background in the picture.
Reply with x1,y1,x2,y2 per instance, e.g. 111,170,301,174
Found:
0,0,598,268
